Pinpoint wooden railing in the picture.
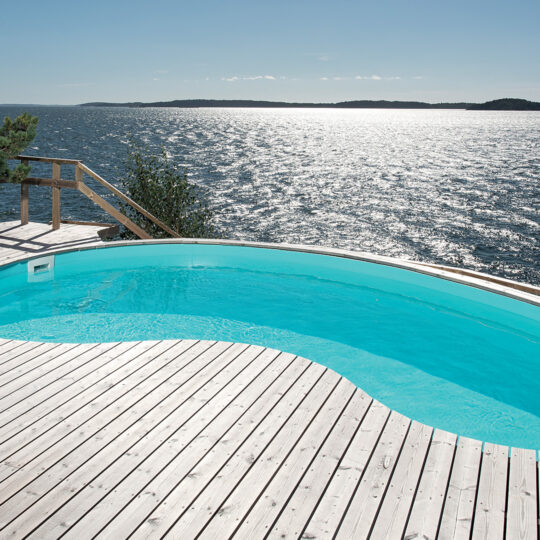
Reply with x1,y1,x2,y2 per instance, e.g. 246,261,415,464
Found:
0,156,180,240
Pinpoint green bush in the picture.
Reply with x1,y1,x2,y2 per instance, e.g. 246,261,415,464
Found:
119,141,215,239
0,113,38,184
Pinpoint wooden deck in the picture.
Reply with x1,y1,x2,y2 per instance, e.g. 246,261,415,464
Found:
0,339,538,540
0,221,104,265
0,222,538,539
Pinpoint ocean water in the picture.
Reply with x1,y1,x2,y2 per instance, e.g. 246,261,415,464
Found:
0,105,539,285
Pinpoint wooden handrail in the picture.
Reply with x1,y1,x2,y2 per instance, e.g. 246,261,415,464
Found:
6,155,181,240
77,163,180,238
76,180,151,239
0,177,78,189
17,155,81,165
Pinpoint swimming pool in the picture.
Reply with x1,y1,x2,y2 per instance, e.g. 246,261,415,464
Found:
0,242,538,449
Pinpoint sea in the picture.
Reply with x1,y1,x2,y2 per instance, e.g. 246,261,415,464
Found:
1,105,539,285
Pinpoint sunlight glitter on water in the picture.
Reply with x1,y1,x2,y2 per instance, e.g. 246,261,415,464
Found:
0,106,538,283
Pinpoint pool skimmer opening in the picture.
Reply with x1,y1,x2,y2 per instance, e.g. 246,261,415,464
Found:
28,255,55,282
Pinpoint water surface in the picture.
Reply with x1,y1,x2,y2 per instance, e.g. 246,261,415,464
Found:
1,105,538,284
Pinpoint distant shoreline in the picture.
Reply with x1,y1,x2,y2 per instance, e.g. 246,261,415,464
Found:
2,98,539,110
78,99,470,110
77,98,540,111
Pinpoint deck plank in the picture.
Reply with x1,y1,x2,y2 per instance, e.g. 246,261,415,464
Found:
0,343,87,409
26,346,286,539
0,343,76,387
0,341,191,482
506,447,538,540
471,443,509,540
0,221,104,264
0,341,45,367
404,428,457,540
0,343,72,396
0,342,121,432
369,420,434,539
53,350,301,540
0,341,221,499
0,341,154,456
438,436,483,540
164,368,343,539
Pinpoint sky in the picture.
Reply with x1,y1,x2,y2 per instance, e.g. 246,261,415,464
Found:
1,0,539,105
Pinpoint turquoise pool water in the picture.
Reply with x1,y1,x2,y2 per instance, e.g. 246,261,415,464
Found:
0,244,538,449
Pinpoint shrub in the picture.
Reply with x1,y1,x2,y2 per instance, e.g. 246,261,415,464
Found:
0,113,38,184
119,141,215,238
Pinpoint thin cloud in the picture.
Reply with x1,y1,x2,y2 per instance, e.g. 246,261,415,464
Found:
355,74,401,81
222,75,277,82
318,54,330,62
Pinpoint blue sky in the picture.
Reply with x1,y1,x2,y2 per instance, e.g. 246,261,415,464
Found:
2,0,539,104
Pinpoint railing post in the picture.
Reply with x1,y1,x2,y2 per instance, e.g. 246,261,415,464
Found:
20,158,29,225
52,162,61,230
75,163,83,189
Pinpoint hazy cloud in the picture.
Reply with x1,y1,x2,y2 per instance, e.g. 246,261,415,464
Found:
318,54,330,62
355,74,401,81
222,75,277,82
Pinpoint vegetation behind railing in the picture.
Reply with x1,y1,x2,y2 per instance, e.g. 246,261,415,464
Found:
0,155,180,240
